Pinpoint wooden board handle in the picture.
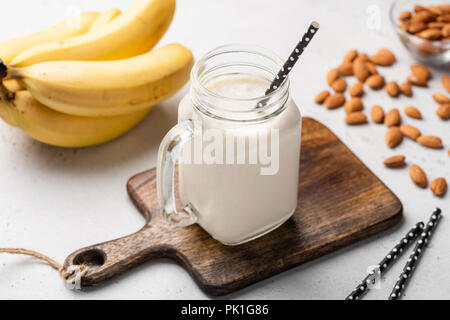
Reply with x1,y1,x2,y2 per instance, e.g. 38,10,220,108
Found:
63,224,172,286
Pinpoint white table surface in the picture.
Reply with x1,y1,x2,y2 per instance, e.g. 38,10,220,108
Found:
0,0,449,300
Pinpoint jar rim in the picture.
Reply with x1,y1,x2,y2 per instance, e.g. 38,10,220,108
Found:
190,44,290,122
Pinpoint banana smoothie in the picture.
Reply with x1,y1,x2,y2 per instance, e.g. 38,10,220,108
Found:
157,45,302,245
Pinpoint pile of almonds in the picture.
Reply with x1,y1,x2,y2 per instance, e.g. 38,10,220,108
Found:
398,4,450,41
314,48,448,197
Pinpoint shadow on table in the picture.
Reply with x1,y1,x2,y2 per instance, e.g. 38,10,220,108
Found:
10,89,186,174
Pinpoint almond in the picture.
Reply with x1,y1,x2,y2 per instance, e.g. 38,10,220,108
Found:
314,90,330,104
400,82,413,96
442,75,450,92
365,61,378,75
404,106,422,119
417,135,443,148
331,78,347,92
324,93,346,109
400,124,421,140
440,4,450,14
338,61,354,76
383,155,406,167
385,127,403,148
443,24,450,37
410,64,431,81
432,93,450,104
369,48,396,66
414,4,425,12
399,22,409,31
345,112,367,125
436,104,450,119
349,82,364,97
407,74,428,87
430,177,447,196
417,28,442,40
408,21,428,33
345,97,364,114
371,105,385,123
411,10,433,23
366,74,385,89
417,41,440,54
326,68,339,85
385,81,400,97
343,49,358,63
409,164,427,188
353,58,369,82
428,22,446,28
399,11,412,21
437,14,450,22
357,53,369,61
428,6,443,16
385,109,401,127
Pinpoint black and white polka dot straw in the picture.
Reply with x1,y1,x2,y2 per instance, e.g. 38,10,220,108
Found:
389,208,442,300
345,222,425,300
256,21,320,108
265,21,320,95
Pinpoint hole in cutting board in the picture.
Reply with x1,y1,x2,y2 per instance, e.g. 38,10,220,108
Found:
73,249,106,270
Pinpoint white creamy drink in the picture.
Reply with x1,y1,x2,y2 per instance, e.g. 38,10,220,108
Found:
157,45,302,245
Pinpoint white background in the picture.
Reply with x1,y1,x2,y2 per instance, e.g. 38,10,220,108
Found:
0,0,449,299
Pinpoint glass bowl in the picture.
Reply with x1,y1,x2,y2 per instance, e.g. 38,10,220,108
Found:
390,0,450,66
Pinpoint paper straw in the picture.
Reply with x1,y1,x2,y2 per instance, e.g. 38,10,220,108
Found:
389,208,442,300
345,222,424,300
256,21,320,108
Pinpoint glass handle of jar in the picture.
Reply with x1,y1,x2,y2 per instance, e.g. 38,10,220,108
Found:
157,119,198,227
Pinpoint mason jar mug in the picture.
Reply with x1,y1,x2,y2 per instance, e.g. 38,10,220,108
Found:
157,44,302,245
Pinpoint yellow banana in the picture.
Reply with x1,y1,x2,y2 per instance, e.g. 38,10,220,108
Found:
88,8,122,34
0,11,100,127
0,11,100,64
10,0,176,67
5,91,151,148
8,44,194,117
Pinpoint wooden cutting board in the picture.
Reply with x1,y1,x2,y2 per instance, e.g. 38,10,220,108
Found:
64,117,402,296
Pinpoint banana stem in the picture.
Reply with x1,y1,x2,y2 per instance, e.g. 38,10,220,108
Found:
0,60,7,80
0,60,14,103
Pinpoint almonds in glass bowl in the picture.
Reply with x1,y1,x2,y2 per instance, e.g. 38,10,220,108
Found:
390,0,450,65
399,3,450,41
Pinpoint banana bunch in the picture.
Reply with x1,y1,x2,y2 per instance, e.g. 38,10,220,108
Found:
0,0,193,147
